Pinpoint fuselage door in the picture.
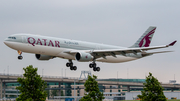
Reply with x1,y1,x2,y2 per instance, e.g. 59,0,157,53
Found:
22,36,27,43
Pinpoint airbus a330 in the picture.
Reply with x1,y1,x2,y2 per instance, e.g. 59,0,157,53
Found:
4,26,177,72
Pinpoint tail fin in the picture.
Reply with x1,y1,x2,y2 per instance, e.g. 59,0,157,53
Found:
130,26,156,48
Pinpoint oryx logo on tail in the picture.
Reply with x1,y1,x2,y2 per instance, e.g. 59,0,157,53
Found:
130,26,156,48
139,28,156,47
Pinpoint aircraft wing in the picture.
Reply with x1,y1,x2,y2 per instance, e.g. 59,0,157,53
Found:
141,51,173,55
67,40,177,58
92,40,176,52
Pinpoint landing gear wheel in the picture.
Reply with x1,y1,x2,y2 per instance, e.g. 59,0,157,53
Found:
67,60,77,71
17,50,23,60
90,62,100,72
18,56,23,60
89,63,96,68
96,67,100,72
70,66,74,70
66,63,70,67
93,67,97,71
73,66,77,71
93,63,96,68
89,64,93,68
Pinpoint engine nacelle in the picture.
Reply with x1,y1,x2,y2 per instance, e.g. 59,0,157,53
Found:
75,52,93,62
35,54,54,60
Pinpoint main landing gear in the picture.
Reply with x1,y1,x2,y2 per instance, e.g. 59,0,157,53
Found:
89,62,100,72
17,50,23,60
66,60,77,71
66,60,100,72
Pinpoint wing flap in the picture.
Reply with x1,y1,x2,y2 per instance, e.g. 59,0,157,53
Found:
142,51,173,55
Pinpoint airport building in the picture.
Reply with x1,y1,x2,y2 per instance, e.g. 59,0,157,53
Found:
0,72,180,100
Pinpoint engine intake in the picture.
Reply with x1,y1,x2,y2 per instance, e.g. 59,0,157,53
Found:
75,52,93,62
35,54,54,60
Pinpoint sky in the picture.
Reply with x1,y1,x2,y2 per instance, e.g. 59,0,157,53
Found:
0,0,179,83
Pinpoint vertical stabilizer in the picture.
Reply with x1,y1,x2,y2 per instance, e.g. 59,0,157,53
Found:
130,26,156,48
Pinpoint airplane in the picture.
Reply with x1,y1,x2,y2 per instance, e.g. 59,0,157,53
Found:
4,26,177,72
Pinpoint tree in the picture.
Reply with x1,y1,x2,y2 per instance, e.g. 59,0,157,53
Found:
138,72,166,101
16,65,47,101
80,75,105,101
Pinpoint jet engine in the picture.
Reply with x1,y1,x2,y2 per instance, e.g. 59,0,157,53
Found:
75,52,93,62
35,54,54,60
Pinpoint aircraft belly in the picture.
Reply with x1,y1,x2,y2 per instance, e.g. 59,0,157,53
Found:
57,52,75,60
96,55,139,63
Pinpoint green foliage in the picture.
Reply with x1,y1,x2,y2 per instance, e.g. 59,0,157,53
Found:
138,72,167,101
80,75,105,101
16,65,47,101
45,90,50,99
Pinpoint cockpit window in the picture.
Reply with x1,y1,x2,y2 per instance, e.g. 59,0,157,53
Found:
8,37,16,39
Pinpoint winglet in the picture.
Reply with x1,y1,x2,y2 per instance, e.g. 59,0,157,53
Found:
169,40,177,46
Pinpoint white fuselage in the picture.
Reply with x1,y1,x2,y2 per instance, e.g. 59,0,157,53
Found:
4,34,142,63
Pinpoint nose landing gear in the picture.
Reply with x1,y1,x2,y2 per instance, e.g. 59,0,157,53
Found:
17,50,23,60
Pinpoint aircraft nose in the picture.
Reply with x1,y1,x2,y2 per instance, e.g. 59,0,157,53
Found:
4,38,9,45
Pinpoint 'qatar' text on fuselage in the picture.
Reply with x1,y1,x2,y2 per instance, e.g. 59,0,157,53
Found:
27,37,60,47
